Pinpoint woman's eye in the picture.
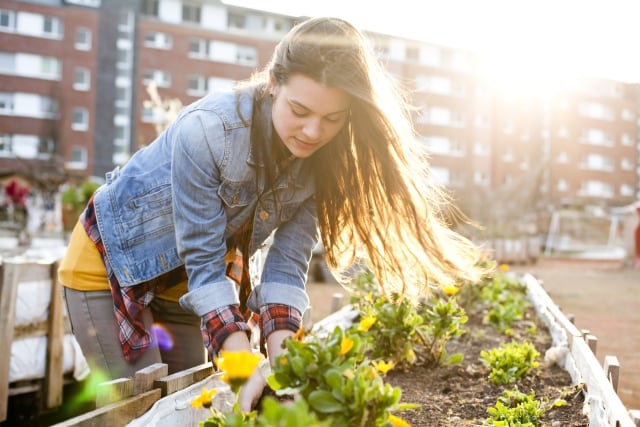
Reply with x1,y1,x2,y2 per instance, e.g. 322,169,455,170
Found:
291,108,307,117
325,116,341,123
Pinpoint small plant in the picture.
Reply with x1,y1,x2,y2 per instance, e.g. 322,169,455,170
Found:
480,341,540,385
348,271,468,370
484,388,545,426
358,293,425,370
417,296,468,366
479,273,529,335
267,326,414,426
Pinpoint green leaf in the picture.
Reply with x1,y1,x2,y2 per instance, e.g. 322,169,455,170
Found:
446,353,464,364
266,374,282,390
308,390,344,413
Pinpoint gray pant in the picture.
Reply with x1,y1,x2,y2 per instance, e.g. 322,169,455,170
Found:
63,287,206,380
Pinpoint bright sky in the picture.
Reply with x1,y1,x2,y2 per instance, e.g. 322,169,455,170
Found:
224,0,640,92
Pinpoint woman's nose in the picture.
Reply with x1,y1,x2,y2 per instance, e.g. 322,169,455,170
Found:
302,118,322,140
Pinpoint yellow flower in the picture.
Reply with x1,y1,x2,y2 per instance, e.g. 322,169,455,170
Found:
339,337,354,355
190,387,217,409
215,350,262,389
499,263,510,272
293,326,310,341
388,414,411,427
372,360,395,374
358,315,377,332
442,285,460,296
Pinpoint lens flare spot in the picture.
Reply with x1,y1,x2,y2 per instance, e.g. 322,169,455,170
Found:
151,323,174,351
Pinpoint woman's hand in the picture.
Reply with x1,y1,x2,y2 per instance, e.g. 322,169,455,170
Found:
238,367,266,412
221,331,266,411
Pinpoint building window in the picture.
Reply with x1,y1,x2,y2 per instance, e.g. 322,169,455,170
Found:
72,108,89,131
556,152,569,163
114,124,127,141
473,171,489,186
187,75,207,96
621,133,634,146
422,106,451,126
40,97,58,116
141,0,159,17
473,142,489,156
557,179,568,192
578,102,614,121
68,146,87,169
579,180,613,198
43,16,63,38
236,45,257,66
0,92,13,113
38,137,55,156
0,52,14,74
582,154,614,172
620,184,634,197
74,67,90,91
228,12,247,29
143,69,171,87
621,158,634,171
188,38,207,57
0,9,15,31
0,133,12,155
75,27,92,50
621,108,634,121
582,128,614,147
182,2,201,24
41,57,61,79
144,31,172,49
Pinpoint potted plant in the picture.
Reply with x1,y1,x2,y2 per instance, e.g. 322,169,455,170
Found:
61,180,100,231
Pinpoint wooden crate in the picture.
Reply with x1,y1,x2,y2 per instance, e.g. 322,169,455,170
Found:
0,258,67,422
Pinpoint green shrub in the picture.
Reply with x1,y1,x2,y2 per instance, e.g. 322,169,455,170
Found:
480,341,540,385
485,388,545,426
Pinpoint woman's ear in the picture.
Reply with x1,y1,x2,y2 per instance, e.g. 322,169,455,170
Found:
268,72,276,97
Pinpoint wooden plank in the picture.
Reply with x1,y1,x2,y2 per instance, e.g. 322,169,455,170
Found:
0,262,19,422
96,378,133,408
570,339,635,427
154,362,213,396
603,355,620,393
45,260,64,409
134,363,168,394
50,388,161,427
585,334,598,355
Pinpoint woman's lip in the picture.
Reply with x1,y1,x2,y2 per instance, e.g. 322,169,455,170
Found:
294,137,315,147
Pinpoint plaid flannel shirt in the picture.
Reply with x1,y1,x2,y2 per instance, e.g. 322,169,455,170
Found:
82,198,301,362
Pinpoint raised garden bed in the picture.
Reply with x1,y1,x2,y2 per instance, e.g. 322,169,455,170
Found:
41,271,639,426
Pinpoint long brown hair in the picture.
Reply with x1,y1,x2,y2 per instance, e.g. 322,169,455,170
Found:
247,17,489,294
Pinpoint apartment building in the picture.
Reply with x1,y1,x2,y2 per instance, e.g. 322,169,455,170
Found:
0,0,99,183
1,0,637,226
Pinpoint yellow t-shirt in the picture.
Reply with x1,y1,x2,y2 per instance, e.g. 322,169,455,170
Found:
58,221,188,302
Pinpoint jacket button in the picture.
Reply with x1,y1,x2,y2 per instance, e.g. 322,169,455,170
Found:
259,210,269,220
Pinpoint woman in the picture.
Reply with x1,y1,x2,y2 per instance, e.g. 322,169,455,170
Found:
58,17,488,410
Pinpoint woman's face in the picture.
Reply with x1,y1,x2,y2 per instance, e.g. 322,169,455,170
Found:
270,73,350,158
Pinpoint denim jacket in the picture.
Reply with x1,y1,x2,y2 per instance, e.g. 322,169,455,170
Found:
90,87,318,317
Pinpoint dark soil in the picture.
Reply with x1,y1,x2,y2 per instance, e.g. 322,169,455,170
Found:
386,303,589,426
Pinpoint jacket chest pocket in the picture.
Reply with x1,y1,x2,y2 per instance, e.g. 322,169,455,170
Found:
219,181,256,231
